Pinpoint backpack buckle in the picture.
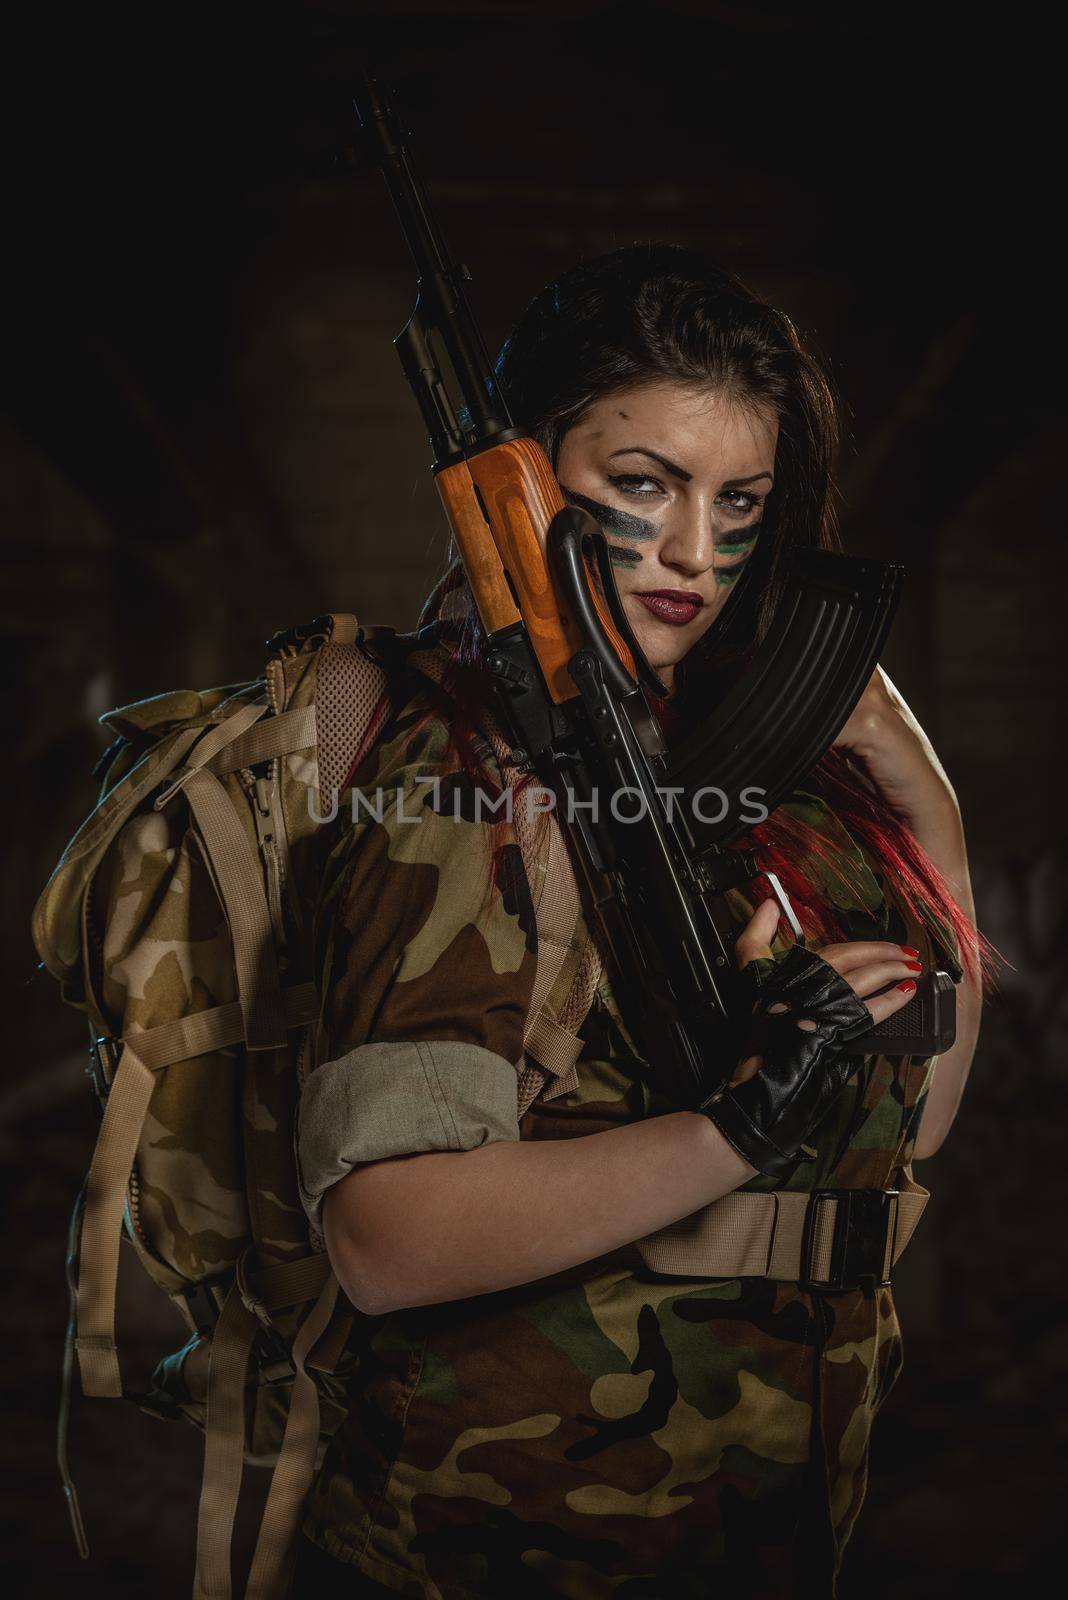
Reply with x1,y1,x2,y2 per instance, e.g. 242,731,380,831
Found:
179,1279,229,1335
235,1249,273,1332
87,1034,119,1106
798,1189,900,1294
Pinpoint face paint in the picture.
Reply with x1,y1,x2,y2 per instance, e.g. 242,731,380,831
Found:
560,485,657,543
714,522,761,586
714,530,760,556
604,542,642,569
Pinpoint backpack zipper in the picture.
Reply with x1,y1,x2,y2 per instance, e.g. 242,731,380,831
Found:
126,1158,147,1250
236,764,291,973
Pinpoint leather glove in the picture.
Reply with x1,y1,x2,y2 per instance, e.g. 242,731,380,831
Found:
699,942,875,1180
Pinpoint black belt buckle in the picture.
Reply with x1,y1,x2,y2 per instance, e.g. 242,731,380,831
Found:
799,1188,900,1293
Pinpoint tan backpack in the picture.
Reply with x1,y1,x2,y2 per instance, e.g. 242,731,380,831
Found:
32,611,604,1599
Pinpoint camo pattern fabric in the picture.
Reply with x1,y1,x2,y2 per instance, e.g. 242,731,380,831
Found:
298,653,963,1599
86,662,343,1296
80,651,367,1452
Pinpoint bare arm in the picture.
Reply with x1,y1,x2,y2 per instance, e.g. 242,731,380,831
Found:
831,666,982,1160
905,797,981,1158
324,1111,755,1316
321,902,921,1315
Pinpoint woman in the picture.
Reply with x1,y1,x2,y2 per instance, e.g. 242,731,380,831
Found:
291,245,988,1598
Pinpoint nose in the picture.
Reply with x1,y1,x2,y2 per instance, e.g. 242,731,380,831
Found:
656,496,717,578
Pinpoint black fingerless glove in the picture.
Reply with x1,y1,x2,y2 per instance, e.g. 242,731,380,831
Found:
699,943,875,1180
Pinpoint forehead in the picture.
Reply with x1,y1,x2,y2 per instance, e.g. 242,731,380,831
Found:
574,380,778,474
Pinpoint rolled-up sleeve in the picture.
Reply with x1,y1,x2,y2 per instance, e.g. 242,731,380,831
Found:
296,748,540,1237
298,1040,526,1232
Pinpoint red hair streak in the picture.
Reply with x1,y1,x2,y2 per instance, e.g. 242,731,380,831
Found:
735,745,997,994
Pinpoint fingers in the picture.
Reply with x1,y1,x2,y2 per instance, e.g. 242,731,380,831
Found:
838,958,921,999
816,937,922,1019
859,977,918,1028
728,1052,763,1087
735,898,780,970
817,940,918,976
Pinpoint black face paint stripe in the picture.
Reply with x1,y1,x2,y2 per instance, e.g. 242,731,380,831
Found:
605,543,642,568
560,485,657,542
714,518,762,554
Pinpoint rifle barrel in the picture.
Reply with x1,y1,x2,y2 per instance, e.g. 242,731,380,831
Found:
353,71,515,453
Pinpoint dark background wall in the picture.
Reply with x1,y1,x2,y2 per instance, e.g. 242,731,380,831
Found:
4,3,1064,1594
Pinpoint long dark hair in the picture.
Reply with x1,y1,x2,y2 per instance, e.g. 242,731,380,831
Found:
415,244,992,989
497,243,840,657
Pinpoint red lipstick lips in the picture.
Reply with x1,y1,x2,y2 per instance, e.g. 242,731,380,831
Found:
634,590,704,626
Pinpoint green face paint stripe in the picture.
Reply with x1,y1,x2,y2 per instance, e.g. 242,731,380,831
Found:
714,520,761,555
560,485,657,543
714,520,760,583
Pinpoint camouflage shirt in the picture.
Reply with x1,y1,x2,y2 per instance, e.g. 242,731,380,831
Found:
296,646,963,1600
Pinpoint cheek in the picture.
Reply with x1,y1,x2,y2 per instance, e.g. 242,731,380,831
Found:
693,591,733,634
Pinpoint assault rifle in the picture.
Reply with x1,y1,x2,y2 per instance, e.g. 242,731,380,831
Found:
352,71,955,1108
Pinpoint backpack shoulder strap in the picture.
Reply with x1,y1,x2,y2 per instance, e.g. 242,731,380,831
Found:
310,617,392,798
515,819,604,1118
405,644,604,1116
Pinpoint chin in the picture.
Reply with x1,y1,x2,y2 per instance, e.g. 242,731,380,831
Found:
624,608,700,676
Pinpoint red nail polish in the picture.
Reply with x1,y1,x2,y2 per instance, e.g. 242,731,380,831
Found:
900,946,918,957
906,960,922,971
897,979,917,993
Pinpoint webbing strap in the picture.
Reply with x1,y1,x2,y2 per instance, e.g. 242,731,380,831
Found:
523,1009,585,1079
525,815,580,1018
633,1176,930,1280
240,1249,332,1317
189,699,268,766
152,696,287,1050
205,705,317,776
127,984,318,1074
406,645,600,1115
328,613,359,645
182,767,287,1050
519,809,602,1106
59,1182,90,1557
73,724,205,873
74,1042,156,1397
193,1267,340,1599
73,987,318,1401
245,1274,340,1598
306,1303,354,1377
155,700,269,807
193,1283,260,1600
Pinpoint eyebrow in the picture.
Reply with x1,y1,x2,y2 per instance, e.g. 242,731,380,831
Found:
609,447,691,481
608,448,773,489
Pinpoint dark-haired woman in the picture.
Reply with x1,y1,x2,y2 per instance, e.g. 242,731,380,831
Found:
291,246,987,1599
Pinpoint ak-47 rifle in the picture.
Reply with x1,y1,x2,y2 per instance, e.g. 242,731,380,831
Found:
352,71,956,1110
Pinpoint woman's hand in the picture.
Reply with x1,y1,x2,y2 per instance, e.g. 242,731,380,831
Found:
696,900,926,1180
832,665,961,835
730,898,922,1086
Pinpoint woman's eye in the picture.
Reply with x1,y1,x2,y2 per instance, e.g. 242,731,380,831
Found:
716,490,762,517
607,473,664,498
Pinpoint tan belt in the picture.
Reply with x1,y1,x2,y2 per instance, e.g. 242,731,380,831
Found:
633,1175,928,1288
